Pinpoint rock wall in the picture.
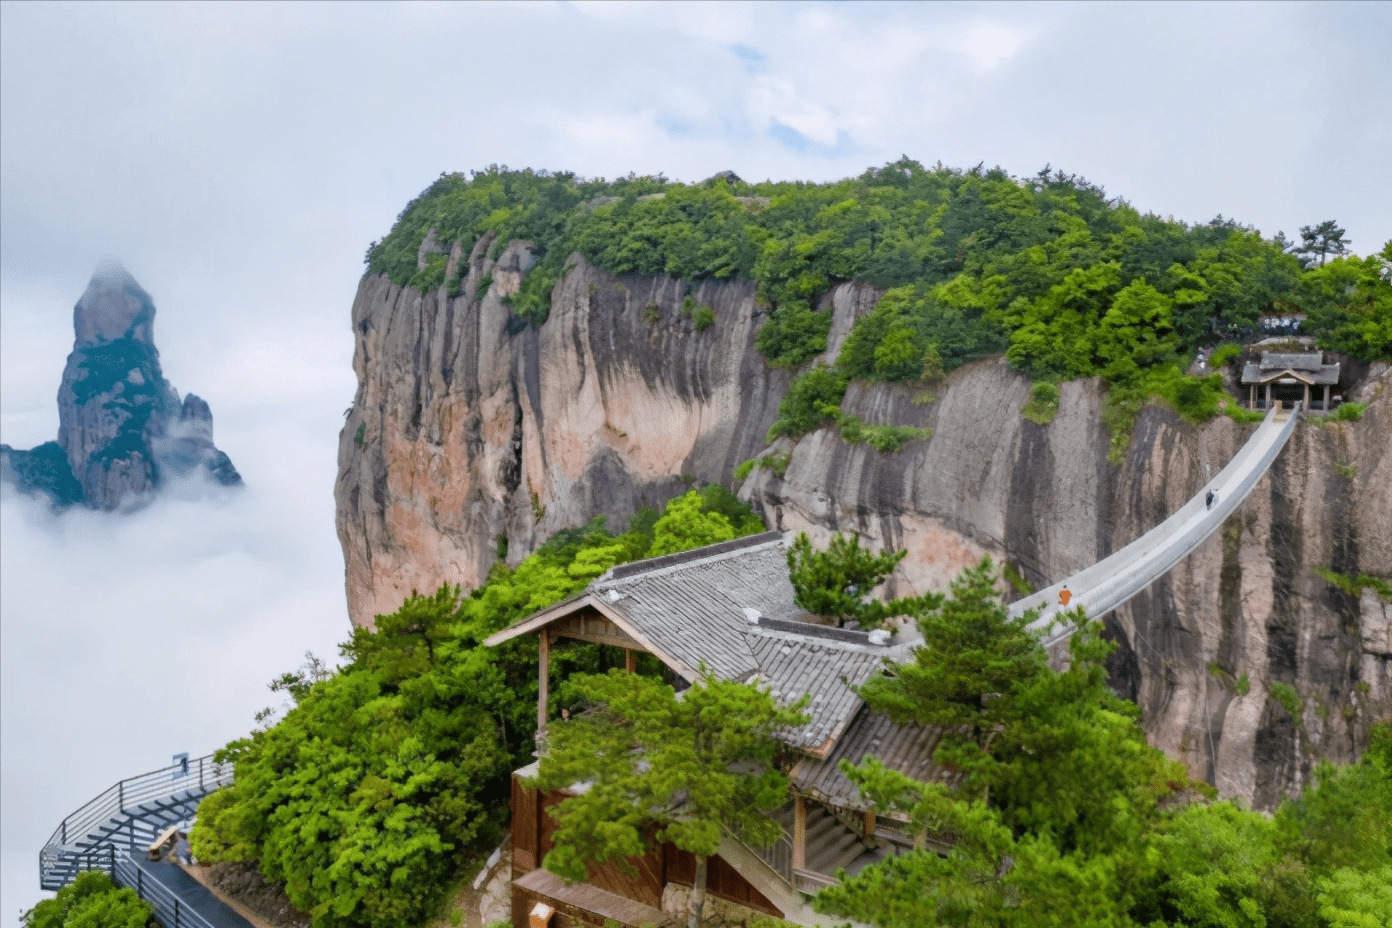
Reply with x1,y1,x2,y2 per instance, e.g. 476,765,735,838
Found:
335,238,789,625
335,239,1391,805
1,262,241,509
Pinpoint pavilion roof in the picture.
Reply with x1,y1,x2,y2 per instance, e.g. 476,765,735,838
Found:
485,531,914,757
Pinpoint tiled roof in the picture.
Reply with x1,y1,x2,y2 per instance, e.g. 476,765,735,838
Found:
590,532,900,754
1259,352,1323,371
1241,361,1340,386
789,706,962,811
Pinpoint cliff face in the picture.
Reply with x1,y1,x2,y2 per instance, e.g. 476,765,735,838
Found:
0,263,241,509
336,240,1391,806
336,236,789,625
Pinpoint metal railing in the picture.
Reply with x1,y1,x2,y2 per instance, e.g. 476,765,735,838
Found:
115,854,219,928
40,754,233,890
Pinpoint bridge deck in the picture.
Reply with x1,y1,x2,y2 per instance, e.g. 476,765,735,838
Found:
1011,404,1300,645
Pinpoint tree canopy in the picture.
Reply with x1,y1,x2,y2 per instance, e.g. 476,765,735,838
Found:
532,669,809,928
786,531,942,628
190,486,766,928
23,871,153,928
366,162,1390,464
816,558,1392,928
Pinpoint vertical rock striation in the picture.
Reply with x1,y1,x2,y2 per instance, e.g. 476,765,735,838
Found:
1,262,241,509
336,238,1391,806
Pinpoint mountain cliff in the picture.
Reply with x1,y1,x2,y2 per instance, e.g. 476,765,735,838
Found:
1,262,241,509
336,241,1389,808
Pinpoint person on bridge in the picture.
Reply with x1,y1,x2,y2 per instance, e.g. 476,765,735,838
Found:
1206,489,1217,510
1059,586,1072,607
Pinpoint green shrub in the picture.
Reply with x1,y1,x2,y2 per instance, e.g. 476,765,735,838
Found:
1209,342,1243,367
409,252,448,292
1236,672,1251,696
1328,401,1366,422
838,416,932,453
1022,381,1060,425
23,871,153,928
643,302,661,325
1225,404,1265,423
1002,562,1033,595
1270,681,1303,720
755,300,833,368
692,305,715,331
1315,565,1392,602
476,271,493,298
736,451,793,481
354,423,366,448
767,365,849,441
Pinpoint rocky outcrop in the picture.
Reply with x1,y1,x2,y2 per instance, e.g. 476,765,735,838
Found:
0,262,241,509
336,237,788,625
335,238,1391,806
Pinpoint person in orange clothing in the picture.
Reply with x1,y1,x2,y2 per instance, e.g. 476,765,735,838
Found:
1059,586,1072,607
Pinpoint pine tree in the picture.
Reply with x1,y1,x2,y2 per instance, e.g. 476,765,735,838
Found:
532,669,808,928
787,531,942,627
1295,220,1352,267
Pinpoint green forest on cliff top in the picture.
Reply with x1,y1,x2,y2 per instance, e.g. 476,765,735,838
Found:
366,160,1390,459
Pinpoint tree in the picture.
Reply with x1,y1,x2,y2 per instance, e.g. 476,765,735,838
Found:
1295,220,1352,267
532,669,809,928
647,490,736,556
858,557,1044,738
786,531,942,628
23,871,153,928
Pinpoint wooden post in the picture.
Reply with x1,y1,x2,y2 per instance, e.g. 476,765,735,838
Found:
792,792,806,872
625,648,636,672
864,810,876,840
1304,383,1310,410
1248,384,1255,408
537,630,550,737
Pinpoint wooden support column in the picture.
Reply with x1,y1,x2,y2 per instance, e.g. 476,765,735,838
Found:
864,810,877,840
1249,384,1255,408
792,792,807,872
625,648,636,672
1304,383,1311,409
538,630,550,736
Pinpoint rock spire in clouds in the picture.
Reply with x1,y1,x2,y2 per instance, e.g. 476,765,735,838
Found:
0,262,241,509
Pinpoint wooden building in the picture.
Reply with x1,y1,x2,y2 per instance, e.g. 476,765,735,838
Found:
485,532,956,927
1241,351,1340,410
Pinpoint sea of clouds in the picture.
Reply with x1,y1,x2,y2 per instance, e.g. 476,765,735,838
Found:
0,289,356,921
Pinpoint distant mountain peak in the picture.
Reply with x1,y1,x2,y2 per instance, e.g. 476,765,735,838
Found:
1,262,241,509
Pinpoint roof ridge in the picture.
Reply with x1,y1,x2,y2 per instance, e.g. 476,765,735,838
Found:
599,530,785,584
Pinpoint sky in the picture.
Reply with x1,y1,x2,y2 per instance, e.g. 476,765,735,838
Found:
1,0,1388,918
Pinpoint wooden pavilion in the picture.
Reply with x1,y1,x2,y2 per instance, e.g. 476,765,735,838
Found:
484,532,954,928
1241,351,1341,411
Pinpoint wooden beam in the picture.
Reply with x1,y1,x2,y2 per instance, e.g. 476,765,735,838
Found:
792,792,806,872
625,649,636,672
538,630,550,738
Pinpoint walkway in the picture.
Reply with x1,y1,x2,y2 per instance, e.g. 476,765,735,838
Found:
39,754,251,928
1009,404,1300,647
